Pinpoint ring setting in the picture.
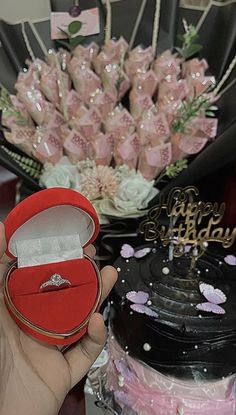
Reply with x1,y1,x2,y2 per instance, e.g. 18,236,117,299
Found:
40,274,71,292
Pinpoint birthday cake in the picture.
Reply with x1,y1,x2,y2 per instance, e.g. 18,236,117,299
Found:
106,188,236,414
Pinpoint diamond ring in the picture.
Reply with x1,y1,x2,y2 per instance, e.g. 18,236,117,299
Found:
40,274,71,292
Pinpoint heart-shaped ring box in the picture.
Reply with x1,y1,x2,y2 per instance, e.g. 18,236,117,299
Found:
3,188,101,345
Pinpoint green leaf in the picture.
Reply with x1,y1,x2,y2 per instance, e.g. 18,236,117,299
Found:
69,35,84,48
182,43,202,59
56,40,73,51
68,20,82,35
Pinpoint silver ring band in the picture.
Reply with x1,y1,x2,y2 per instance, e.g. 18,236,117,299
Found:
40,274,71,291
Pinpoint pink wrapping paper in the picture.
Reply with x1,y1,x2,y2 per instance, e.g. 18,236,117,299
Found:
187,76,216,98
102,37,129,61
171,133,208,162
189,117,218,139
104,106,135,139
63,129,88,163
46,49,71,69
65,90,83,119
88,89,116,119
68,57,101,102
129,89,154,121
1,95,33,130
153,50,181,81
124,46,153,80
158,100,182,127
132,70,158,97
138,142,172,180
4,126,35,156
101,64,130,100
182,58,208,78
137,111,170,146
158,80,189,104
73,42,99,64
107,335,236,415
16,85,53,126
114,133,140,169
89,132,114,165
33,126,63,164
93,50,120,76
73,107,101,139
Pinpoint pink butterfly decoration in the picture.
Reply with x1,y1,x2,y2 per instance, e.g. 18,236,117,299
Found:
224,255,236,266
196,283,226,315
126,291,158,317
121,244,151,259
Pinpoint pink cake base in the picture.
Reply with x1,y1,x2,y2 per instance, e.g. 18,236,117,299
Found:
107,334,236,415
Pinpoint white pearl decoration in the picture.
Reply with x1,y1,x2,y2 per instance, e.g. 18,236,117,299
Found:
121,280,125,283
147,300,152,306
117,267,121,272
162,267,170,275
143,343,151,351
194,345,198,349
203,368,207,373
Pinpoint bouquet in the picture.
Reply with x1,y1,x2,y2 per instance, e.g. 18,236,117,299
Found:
0,0,234,221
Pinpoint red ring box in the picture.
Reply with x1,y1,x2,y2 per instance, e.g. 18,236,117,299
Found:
3,188,101,345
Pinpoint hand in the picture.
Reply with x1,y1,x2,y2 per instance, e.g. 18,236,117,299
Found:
0,222,117,415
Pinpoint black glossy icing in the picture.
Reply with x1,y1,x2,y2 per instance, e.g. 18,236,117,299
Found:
110,245,236,380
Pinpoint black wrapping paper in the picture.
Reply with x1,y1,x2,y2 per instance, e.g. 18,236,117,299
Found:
0,1,235,194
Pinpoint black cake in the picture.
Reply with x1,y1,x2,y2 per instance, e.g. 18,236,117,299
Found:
109,243,236,381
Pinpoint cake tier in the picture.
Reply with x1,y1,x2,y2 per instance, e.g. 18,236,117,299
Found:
110,244,236,380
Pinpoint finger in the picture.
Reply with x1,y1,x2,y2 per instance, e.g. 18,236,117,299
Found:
99,265,117,307
84,244,96,259
64,313,106,387
0,222,6,260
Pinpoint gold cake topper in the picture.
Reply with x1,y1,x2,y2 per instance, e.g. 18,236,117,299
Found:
139,186,236,256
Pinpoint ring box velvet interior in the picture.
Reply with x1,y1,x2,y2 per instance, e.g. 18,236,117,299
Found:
3,187,101,345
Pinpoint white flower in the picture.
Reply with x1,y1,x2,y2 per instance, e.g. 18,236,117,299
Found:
114,172,158,212
40,156,81,190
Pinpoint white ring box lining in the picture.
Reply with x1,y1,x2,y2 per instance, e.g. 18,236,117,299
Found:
8,205,95,268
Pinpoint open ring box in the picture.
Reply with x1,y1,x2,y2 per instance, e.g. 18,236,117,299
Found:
3,187,101,345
